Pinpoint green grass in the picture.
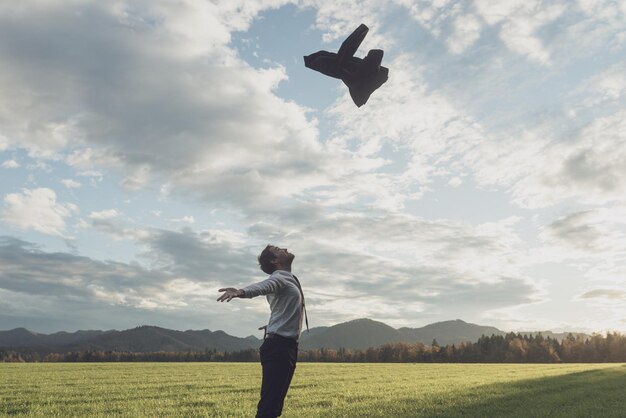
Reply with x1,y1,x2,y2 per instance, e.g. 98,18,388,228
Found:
1,363,625,417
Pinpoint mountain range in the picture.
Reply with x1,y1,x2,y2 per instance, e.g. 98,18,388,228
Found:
0,318,587,354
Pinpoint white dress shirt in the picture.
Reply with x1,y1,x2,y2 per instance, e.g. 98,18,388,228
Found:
241,270,304,340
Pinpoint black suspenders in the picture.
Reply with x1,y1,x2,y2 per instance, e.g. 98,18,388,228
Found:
292,275,309,333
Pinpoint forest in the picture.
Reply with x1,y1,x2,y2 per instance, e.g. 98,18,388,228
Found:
3,332,626,363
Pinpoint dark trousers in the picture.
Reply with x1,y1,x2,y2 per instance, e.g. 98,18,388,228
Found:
256,336,298,418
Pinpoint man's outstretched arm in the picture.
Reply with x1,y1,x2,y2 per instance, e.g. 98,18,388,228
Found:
217,274,286,302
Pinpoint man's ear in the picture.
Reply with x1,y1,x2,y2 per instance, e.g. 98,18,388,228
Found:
270,257,278,266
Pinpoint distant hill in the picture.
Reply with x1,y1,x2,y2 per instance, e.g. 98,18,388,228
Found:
299,318,402,350
299,318,508,349
0,327,109,348
398,319,505,346
0,319,588,354
0,326,261,354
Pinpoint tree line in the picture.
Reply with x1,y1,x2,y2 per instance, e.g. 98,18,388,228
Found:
2,332,626,363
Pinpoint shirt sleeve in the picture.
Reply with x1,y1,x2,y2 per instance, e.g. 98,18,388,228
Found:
240,274,286,298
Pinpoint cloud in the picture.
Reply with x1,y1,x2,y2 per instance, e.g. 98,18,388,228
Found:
61,179,81,189
0,0,435,219
351,2,626,214
579,288,626,301
303,2,626,216
1,1,624,217
394,1,485,54
137,228,259,281
1,188,77,237
1,159,20,169
448,176,463,187
531,111,626,207
82,209,150,242
570,62,626,112
6,0,619,218
586,63,626,101
89,209,121,220
21,202,545,330
75,170,104,187
572,287,626,329
0,236,159,299
473,0,566,65
245,210,543,326
447,13,483,54
536,206,626,291
302,0,390,43
0,0,337,212
170,216,195,224
0,235,264,334
575,0,626,51
540,208,626,254
462,108,626,209
396,0,569,63
395,0,459,39
78,214,258,282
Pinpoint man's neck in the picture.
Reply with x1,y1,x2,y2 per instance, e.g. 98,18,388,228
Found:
275,265,292,272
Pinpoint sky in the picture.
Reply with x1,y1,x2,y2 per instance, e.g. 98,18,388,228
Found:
1,0,625,337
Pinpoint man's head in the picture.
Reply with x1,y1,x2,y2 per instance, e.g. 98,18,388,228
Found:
258,245,295,274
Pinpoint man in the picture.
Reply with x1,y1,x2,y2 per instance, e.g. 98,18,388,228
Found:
217,245,308,418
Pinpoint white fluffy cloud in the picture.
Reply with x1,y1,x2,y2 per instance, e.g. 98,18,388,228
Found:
396,0,567,62
462,108,626,209
576,0,626,51
1,188,77,237
473,0,566,65
61,179,81,189
0,1,334,211
447,13,483,54
2,159,20,169
89,209,121,221
572,62,626,110
303,0,390,43
170,216,195,224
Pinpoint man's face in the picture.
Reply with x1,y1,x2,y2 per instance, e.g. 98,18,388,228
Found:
268,245,294,267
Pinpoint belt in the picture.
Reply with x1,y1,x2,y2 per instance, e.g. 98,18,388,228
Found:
265,333,298,342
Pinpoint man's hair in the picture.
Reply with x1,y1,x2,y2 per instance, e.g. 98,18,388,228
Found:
258,245,277,275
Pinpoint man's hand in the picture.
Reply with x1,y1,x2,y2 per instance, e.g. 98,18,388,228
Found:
217,288,244,302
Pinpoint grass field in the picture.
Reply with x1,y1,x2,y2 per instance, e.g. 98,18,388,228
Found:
1,362,625,417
